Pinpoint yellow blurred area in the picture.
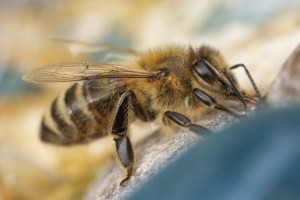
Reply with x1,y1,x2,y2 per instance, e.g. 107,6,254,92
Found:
1,0,167,70
0,95,114,200
0,0,300,199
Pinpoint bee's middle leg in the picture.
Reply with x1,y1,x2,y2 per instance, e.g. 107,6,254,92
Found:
163,111,211,136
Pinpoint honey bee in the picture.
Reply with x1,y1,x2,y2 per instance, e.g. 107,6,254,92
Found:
23,44,260,186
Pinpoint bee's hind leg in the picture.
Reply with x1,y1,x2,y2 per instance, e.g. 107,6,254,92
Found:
111,90,135,187
113,136,134,187
163,111,211,136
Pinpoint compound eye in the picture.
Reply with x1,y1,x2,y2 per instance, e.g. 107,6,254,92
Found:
193,60,217,83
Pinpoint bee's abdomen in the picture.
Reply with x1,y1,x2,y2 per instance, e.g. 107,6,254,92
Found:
64,83,91,135
40,82,120,145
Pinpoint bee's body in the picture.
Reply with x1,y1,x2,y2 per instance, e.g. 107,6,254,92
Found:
24,45,259,186
41,46,227,144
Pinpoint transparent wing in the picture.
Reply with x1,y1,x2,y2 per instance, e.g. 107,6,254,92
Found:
83,78,127,90
23,62,159,83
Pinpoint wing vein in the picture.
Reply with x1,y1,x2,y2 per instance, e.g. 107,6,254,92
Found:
23,62,160,83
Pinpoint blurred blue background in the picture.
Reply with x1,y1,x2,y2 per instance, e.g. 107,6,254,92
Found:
129,106,300,200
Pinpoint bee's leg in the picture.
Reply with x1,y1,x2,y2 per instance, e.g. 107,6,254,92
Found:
163,111,211,136
193,88,246,118
111,91,135,187
230,64,261,99
113,136,134,187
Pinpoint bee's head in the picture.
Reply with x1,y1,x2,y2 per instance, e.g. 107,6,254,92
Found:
189,45,247,106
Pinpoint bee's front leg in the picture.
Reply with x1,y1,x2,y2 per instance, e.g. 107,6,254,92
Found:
163,111,211,136
230,63,261,99
111,90,135,187
193,88,246,118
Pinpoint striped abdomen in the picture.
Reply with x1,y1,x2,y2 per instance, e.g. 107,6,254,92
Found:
41,80,124,145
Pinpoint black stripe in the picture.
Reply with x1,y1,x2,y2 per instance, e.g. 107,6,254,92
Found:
51,98,76,138
82,81,128,137
82,81,109,136
64,83,91,134
85,80,124,116
82,81,107,123
40,119,69,145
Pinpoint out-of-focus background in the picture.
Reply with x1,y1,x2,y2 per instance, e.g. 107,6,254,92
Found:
0,0,299,199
